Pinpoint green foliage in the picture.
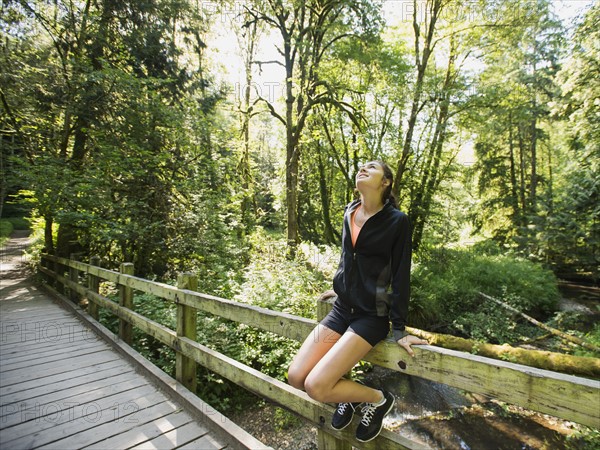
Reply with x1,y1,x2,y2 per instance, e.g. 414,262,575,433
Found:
4,0,596,287
0,219,13,238
91,230,337,412
541,3,600,281
165,188,249,299
0,220,12,247
0,217,30,246
1,0,239,277
197,318,299,382
233,228,332,317
565,427,600,450
541,158,600,280
195,229,336,409
411,247,560,343
130,292,179,376
8,217,30,230
273,407,303,431
579,323,600,357
97,292,178,383
560,319,600,359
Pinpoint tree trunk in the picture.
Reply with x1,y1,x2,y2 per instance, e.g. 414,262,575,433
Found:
286,136,300,253
317,148,337,243
44,214,54,254
530,115,538,213
55,0,103,258
508,112,519,220
411,36,456,250
479,291,600,352
248,1,374,253
393,0,442,197
407,327,600,378
283,26,299,255
238,19,258,231
518,125,527,222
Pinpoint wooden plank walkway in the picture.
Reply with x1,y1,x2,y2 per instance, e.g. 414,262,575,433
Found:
0,234,270,450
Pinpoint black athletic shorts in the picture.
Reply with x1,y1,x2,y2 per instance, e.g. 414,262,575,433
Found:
320,301,390,347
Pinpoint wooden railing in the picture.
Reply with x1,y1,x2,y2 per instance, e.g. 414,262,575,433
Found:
38,254,600,450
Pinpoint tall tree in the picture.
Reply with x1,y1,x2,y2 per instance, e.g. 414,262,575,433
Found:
304,34,411,243
388,0,483,250
393,0,447,196
542,3,600,280
245,0,382,254
1,0,229,275
468,0,563,246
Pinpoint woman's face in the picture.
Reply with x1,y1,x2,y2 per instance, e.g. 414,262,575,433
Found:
355,161,389,192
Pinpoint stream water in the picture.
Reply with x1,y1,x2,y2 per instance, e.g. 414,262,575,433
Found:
365,367,574,449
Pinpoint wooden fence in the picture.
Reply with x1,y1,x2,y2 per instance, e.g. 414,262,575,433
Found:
38,254,600,450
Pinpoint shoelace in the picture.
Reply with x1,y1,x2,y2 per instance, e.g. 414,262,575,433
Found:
336,402,350,415
360,402,378,426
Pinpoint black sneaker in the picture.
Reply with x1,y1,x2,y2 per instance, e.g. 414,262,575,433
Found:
355,391,395,442
331,402,360,430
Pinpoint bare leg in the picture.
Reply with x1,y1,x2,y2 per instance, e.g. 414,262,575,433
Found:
287,324,342,390
304,331,383,404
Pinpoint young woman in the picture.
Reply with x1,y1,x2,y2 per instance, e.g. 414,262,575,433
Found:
287,160,428,443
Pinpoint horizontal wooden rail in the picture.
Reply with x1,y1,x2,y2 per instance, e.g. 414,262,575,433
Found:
40,255,600,432
45,256,316,341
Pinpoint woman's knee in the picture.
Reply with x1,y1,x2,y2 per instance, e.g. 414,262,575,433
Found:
287,364,306,391
304,373,331,402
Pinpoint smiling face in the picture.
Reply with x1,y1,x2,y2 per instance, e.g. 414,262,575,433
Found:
355,161,390,193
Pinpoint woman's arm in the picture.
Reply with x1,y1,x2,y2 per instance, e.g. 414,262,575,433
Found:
389,213,412,341
389,213,428,356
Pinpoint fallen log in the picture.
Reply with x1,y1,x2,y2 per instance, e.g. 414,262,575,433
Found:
478,291,600,353
406,327,600,379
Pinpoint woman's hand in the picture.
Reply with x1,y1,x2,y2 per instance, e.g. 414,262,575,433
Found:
396,334,428,357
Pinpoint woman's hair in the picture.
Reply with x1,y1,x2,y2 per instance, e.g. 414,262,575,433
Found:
376,160,399,209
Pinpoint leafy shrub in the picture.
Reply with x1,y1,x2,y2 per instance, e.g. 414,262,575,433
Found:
0,220,13,245
575,322,600,358
565,427,600,450
273,407,303,431
411,247,560,343
232,227,333,318
8,217,31,230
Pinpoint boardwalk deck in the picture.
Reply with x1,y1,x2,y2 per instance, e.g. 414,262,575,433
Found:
0,234,269,450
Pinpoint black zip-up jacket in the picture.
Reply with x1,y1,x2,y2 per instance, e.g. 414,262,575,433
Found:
332,199,412,342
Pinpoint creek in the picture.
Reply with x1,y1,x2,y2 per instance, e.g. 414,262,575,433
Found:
365,366,575,449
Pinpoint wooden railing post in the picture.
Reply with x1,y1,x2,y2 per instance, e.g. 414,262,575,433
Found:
316,294,351,450
119,262,134,345
55,258,65,294
41,254,53,286
68,253,79,303
88,256,100,320
176,273,198,393
316,295,335,322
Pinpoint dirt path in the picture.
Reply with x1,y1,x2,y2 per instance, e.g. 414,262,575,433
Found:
0,230,36,303
1,230,32,273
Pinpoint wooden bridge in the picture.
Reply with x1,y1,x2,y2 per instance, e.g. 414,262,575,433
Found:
1,235,599,449
0,236,270,449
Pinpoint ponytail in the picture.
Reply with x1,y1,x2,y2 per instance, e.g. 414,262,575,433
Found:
377,160,399,209
385,189,399,209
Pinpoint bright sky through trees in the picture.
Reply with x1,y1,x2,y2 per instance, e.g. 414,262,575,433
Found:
205,0,593,103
